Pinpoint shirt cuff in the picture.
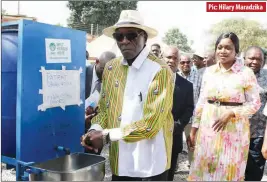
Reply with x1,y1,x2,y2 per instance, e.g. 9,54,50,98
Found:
89,124,103,131
103,128,123,141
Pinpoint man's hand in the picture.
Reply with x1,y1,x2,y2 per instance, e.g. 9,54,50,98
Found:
212,110,235,132
80,130,104,152
85,106,99,130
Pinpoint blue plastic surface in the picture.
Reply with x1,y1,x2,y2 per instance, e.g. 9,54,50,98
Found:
1,29,19,158
1,20,86,168
16,20,86,163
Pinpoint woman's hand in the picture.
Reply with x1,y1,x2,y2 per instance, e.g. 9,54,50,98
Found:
212,110,235,132
187,127,198,152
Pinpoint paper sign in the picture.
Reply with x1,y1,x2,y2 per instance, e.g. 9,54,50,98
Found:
38,66,83,111
45,38,71,63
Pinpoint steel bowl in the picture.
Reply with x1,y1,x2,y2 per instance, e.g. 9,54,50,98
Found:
28,153,105,181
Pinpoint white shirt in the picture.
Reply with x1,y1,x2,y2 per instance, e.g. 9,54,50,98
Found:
119,47,167,177
91,47,168,177
90,65,99,95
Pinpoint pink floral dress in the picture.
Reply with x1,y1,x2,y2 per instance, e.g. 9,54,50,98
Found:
188,60,261,181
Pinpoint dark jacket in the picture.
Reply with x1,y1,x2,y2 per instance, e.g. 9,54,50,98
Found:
172,73,194,152
85,64,95,99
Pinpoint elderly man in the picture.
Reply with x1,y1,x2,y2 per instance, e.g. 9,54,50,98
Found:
81,10,174,181
151,43,161,58
177,55,202,166
244,46,267,181
163,46,194,181
85,51,116,99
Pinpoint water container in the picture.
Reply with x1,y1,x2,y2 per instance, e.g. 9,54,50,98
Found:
1,29,18,157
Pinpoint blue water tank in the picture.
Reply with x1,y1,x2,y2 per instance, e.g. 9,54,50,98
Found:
1,30,18,157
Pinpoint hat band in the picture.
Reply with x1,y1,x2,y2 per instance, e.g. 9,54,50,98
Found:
116,21,141,26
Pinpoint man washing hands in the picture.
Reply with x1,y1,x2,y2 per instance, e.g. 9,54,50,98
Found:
81,10,174,181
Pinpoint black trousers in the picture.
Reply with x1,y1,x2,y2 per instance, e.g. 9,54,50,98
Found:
168,134,182,181
245,137,266,181
111,170,168,181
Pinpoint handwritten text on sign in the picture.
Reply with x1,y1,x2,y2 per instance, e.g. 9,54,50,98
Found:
38,66,83,111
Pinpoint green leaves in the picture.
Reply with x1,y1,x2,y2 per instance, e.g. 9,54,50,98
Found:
67,1,138,34
163,28,193,52
209,18,267,53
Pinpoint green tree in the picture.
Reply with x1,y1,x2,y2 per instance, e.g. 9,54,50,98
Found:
67,1,137,34
56,23,63,27
209,18,267,53
163,28,193,52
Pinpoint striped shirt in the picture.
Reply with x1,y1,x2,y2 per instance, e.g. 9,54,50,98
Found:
90,47,174,177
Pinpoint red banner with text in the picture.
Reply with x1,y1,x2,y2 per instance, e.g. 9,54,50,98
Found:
206,2,266,12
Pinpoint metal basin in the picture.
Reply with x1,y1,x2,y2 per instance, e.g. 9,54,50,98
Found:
28,153,105,181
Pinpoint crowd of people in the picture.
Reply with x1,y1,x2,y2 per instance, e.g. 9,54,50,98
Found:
81,10,267,181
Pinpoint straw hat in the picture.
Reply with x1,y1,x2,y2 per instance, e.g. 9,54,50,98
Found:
103,10,158,39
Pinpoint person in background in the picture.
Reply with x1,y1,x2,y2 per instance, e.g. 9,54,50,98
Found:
86,50,89,61
187,32,261,181
192,52,205,70
178,55,202,166
84,51,116,154
163,46,194,181
203,51,216,67
151,43,161,58
81,10,174,181
244,46,267,181
262,104,267,159
85,51,116,99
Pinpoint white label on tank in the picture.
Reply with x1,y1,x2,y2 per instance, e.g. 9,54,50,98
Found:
45,39,71,63
38,66,83,111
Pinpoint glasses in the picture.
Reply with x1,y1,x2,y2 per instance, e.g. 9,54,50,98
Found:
112,32,141,42
180,61,191,65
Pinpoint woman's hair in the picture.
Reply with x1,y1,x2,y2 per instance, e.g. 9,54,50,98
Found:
215,32,240,54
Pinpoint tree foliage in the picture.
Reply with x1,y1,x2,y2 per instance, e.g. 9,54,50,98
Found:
67,1,137,34
56,23,63,27
209,18,267,53
163,28,193,52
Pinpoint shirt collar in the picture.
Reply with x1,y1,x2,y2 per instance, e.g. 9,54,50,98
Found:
178,69,195,78
93,65,100,81
213,59,243,74
121,46,150,70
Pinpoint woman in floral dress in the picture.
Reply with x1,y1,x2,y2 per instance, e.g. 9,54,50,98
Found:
187,32,261,181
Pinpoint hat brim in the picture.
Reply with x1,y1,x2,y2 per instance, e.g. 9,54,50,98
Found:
103,24,158,39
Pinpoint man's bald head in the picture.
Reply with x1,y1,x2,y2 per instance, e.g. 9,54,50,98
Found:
163,46,179,58
96,51,116,80
99,51,116,64
163,46,180,73
179,54,192,75
244,46,265,73
244,46,265,63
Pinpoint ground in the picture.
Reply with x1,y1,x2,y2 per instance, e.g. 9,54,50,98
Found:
2,138,267,181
